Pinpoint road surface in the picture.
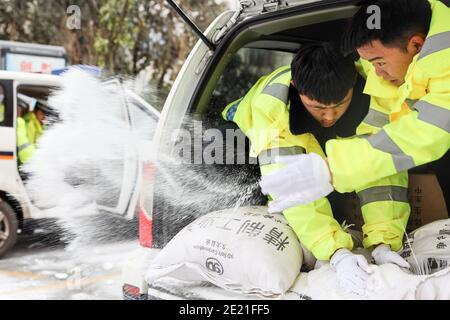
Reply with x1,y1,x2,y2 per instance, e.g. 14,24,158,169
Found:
0,226,139,300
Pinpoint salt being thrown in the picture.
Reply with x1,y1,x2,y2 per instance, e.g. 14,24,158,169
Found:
23,69,152,246
22,67,265,249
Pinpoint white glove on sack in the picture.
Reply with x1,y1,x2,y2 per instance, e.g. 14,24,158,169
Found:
330,248,374,297
259,153,334,213
371,244,411,269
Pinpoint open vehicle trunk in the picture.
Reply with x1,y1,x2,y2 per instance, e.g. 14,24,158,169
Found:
150,0,362,249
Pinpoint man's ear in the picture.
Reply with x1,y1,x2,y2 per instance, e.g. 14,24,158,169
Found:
407,35,425,54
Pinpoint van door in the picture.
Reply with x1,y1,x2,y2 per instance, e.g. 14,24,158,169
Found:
0,79,17,191
93,80,160,220
123,92,160,221
94,79,140,219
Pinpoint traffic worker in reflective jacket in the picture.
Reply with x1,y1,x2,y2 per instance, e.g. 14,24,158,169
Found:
17,97,36,165
327,0,450,206
17,98,54,165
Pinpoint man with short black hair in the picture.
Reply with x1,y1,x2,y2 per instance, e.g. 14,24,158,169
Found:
342,0,433,87
336,0,449,211
223,42,404,296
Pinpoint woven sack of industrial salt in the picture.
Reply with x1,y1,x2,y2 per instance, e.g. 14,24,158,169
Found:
399,219,450,275
145,206,303,297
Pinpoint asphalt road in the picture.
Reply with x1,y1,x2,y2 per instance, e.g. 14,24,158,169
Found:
0,225,139,300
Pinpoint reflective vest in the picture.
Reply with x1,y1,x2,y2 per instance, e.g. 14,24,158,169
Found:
223,64,411,258
17,117,36,164
326,0,450,193
223,66,354,260
23,111,43,145
223,65,325,158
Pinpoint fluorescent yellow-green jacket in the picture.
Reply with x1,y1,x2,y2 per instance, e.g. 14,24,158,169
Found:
326,0,450,193
23,111,43,145
223,64,411,257
223,66,355,260
17,117,36,164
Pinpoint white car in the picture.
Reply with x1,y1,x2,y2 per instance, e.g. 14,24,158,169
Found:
121,0,450,300
0,70,160,258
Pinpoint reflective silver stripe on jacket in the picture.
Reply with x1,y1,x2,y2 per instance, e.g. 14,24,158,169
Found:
413,100,450,133
367,130,415,172
262,68,291,103
357,185,409,207
262,83,289,103
269,68,290,84
258,146,305,166
362,108,390,128
418,31,450,60
18,142,32,152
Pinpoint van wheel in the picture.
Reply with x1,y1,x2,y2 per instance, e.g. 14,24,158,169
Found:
0,200,18,258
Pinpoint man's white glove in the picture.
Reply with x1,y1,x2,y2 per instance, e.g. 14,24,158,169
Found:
371,244,411,269
330,248,374,296
259,153,334,213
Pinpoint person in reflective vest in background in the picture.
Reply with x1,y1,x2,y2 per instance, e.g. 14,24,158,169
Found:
18,97,54,165
223,42,410,296
16,96,36,165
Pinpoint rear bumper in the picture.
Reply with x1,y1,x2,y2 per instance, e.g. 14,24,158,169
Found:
122,284,150,300
121,245,161,298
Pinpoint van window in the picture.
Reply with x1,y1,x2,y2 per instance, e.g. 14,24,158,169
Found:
17,85,59,127
128,98,159,141
206,47,294,123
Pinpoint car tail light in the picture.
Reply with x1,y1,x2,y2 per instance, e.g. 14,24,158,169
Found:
139,204,153,248
143,161,155,181
139,161,154,248
122,284,148,300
